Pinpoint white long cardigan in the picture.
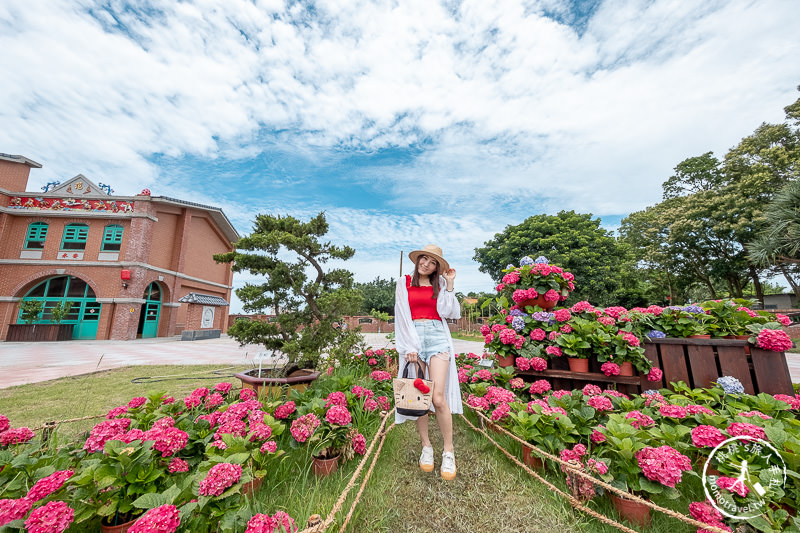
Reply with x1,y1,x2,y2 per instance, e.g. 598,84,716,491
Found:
394,274,463,424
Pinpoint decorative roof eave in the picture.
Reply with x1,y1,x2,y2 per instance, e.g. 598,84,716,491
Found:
178,292,230,306
149,195,239,243
0,153,42,168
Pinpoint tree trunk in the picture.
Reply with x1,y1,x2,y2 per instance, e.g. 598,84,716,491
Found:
747,265,765,305
778,264,800,298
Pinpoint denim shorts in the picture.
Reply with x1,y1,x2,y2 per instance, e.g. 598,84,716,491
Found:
413,319,451,363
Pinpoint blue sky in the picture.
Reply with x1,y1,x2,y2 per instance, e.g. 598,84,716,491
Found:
2,0,799,312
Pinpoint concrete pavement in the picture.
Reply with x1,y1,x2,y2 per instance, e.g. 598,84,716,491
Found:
1,334,797,390
0,334,487,389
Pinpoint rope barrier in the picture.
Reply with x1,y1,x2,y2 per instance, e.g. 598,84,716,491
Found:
33,414,106,433
299,409,396,533
463,406,731,533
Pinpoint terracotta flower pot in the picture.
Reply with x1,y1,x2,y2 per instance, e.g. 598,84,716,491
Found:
517,295,556,310
522,446,544,469
242,476,263,496
567,357,589,373
312,454,340,477
689,334,711,339
735,335,751,354
619,362,634,376
101,518,137,533
496,354,515,368
610,494,651,527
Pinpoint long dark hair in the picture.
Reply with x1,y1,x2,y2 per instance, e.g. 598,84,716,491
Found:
411,256,441,299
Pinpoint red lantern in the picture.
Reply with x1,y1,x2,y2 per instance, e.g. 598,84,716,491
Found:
120,269,131,280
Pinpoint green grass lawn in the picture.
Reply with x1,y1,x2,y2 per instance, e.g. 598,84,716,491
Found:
450,330,484,342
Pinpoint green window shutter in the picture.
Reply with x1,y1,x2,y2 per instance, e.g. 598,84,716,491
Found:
25,222,48,249
61,224,89,250
101,225,123,251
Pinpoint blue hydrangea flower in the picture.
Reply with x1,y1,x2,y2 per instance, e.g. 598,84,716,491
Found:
519,256,534,266
509,309,528,317
534,256,549,264
716,376,745,394
642,389,659,396
683,305,705,314
647,330,667,338
511,316,525,332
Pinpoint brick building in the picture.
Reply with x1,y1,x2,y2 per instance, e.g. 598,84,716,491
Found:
0,153,238,340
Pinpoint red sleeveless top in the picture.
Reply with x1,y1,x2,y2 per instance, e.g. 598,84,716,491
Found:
406,275,441,320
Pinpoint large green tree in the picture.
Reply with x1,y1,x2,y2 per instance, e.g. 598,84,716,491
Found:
473,211,637,306
214,212,363,372
353,277,395,315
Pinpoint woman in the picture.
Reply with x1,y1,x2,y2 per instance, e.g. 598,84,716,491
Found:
394,244,462,480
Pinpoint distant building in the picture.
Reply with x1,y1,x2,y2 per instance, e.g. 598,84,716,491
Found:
0,153,238,340
764,293,798,310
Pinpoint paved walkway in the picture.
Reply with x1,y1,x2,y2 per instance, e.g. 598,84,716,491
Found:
1,335,797,390
0,334,486,389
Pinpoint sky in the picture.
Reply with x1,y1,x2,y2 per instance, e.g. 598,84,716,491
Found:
2,0,799,312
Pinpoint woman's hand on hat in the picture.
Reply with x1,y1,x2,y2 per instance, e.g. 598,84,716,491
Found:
405,352,419,363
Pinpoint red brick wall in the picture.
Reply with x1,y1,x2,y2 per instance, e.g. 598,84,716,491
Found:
148,209,179,269
0,160,32,192
184,215,231,281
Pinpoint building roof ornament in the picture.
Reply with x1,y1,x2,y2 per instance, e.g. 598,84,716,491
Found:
178,293,229,306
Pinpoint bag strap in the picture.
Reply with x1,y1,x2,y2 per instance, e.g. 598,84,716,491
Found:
401,361,425,380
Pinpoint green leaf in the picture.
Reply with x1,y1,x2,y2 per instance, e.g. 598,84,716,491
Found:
746,515,777,532
133,492,167,509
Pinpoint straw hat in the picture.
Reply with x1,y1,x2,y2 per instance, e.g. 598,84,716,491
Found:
408,244,450,273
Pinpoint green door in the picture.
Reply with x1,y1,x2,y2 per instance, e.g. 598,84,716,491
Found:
19,276,100,340
139,283,162,338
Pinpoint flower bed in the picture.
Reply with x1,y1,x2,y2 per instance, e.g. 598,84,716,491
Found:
458,355,800,532
0,350,396,533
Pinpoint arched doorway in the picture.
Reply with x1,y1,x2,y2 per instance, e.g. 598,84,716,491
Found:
19,276,101,339
138,282,162,338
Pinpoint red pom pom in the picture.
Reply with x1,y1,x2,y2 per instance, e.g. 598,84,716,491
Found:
413,378,430,394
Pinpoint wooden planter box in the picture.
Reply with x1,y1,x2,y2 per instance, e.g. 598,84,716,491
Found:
5,324,74,342
515,338,794,396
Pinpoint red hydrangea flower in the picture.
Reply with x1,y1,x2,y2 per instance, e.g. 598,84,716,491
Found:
127,397,147,409
0,415,8,433
272,511,298,533
529,328,546,341
689,501,731,532
260,441,278,454
545,346,562,357
168,458,189,473
370,371,392,381
529,380,551,395
491,403,511,421
687,404,715,415
0,498,33,526
199,463,242,497
582,384,602,396
551,390,571,399
106,406,128,419
326,405,352,426
245,513,276,533
625,410,655,429
529,357,548,371
727,422,766,441
290,413,320,443
590,427,606,443
274,401,296,419
586,396,612,411
128,504,180,533
214,382,232,394
756,328,793,352
659,404,688,418
646,367,663,382
467,394,490,410
509,377,525,389
84,418,131,452
471,369,493,383
485,386,515,405
553,309,571,322
376,396,391,411
25,470,74,503
363,398,379,411
600,362,620,376
691,425,726,448
249,422,273,441
240,388,257,401
635,446,692,487
717,476,749,498
204,393,224,410
773,394,800,409
1,427,35,447
352,433,367,455
24,500,74,533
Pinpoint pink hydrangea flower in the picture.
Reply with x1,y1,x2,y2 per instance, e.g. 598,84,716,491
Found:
495,283,505,292
84,418,131,452
326,405,352,426
484,386,515,405
570,301,594,313
587,396,613,411
689,501,731,532
600,362,620,376
687,404,715,415
466,394,491,410
249,422,273,441
646,367,663,382
625,410,655,429
529,380,551,395
149,427,189,457
756,329,793,351
635,446,692,487
545,346,562,357
502,272,520,284
480,324,491,336
737,411,771,419
530,357,548,371
240,388,257,401
775,313,791,326
717,476,749,498
376,396,391,411
597,316,616,326
24,501,74,533
548,331,560,341
363,398,379,411
553,309,571,322
204,393,224,410
127,397,147,409
260,441,278,454
168,457,189,473
0,427,35,446
559,324,572,333
0,415,8,434
490,403,511,421
509,377,525,389
214,382,232,394
274,401,296,419
499,328,517,344
271,511,298,533
471,369,493,383
621,332,640,347
324,391,347,408
582,384,602,396
290,413,321,443
590,428,606,443
543,289,560,302
128,504,180,533
199,463,242,497
352,433,367,455
659,404,688,418
773,394,800,409
727,422,766,440
691,425,727,448
25,470,74,502
551,389,572,399
370,371,392,381
106,406,128,419
0,498,32,526
529,328,546,341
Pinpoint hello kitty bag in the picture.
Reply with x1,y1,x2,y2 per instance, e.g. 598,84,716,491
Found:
393,361,434,417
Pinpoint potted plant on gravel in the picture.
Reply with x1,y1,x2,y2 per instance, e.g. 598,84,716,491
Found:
214,212,365,394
